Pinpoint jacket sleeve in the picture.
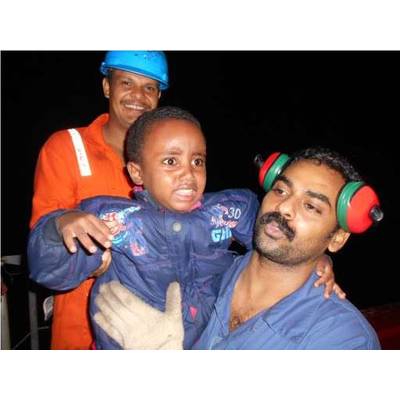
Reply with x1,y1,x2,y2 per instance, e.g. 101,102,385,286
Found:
30,131,79,228
230,189,259,250
28,209,103,291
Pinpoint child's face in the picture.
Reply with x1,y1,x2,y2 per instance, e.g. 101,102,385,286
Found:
127,118,207,212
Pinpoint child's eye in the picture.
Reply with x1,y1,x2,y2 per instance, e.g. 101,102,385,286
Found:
163,158,177,166
193,158,205,167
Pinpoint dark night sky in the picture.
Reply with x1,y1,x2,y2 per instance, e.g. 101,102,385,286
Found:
2,51,400,309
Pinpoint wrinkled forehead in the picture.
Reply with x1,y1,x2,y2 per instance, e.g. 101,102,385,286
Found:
281,159,346,200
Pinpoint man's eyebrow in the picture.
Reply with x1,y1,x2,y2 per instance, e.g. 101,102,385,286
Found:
305,190,332,208
276,175,332,207
276,175,292,187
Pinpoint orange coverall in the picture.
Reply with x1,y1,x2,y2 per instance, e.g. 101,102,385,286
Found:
30,114,133,349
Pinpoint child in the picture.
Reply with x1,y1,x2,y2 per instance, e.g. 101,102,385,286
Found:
28,106,336,349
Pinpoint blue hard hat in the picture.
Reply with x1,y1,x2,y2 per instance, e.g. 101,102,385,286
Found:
100,51,169,90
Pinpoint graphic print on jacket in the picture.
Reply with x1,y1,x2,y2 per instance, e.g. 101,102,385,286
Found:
100,206,147,256
209,203,242,243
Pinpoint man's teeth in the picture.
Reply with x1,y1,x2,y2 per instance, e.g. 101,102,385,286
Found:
125,104,145,110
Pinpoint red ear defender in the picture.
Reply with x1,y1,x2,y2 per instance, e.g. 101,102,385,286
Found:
254,152,290,192
337,182,384,233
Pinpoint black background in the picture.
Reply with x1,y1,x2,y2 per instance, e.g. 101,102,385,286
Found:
2,51,400,347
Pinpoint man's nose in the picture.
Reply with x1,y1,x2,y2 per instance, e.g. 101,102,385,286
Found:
276,196,296,220
129,85,145,99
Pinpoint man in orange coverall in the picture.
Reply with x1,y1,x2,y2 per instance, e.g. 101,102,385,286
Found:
30,51,169,349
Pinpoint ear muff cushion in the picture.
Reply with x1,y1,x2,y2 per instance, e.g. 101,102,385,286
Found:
337,182,364,232
346,185,381,233
258,152,280,188
260,153,290,191
337,182,380,233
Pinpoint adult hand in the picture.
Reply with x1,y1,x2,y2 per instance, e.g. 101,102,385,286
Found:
314,254,346,300
93,281,184,350
56,210,114,253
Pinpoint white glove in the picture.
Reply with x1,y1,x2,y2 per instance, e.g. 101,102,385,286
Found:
93,281,184,350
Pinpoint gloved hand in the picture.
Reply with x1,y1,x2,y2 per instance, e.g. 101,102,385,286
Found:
93,281,184,350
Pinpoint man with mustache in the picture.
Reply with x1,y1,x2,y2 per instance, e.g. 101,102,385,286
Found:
94,147,381,349
30,51,168,349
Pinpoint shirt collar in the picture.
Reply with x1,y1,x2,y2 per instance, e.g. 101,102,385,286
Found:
134,190,160,209
213,252,252,329
260,271,327,342
214,253,330,343
84,113,109,146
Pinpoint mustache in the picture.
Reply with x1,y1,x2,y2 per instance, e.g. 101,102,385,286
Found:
258,211,295,241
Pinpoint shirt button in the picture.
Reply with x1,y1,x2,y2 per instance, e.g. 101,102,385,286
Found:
172,222,182,232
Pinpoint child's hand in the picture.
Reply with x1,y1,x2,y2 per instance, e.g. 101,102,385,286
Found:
56,211,114,254
90,249,112,278
314,254,346,300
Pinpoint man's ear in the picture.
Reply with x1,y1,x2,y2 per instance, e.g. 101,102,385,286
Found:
328,228,351,253
102,77,110,99
127,161,144,185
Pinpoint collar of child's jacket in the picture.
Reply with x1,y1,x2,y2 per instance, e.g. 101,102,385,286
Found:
134,190,202,213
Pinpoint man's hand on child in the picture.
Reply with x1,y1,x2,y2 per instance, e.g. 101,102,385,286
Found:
93,281,184,350
314,254,346,300
56,211,114,254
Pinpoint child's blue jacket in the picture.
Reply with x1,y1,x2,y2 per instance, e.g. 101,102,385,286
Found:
28,189,259,349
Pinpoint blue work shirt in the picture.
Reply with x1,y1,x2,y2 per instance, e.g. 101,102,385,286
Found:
194,252,381,350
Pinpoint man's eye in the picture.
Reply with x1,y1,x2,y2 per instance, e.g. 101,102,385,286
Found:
145,85,158,94
163,158,176,166
122,80,132,86
272,187,285,196
305,203,321,214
